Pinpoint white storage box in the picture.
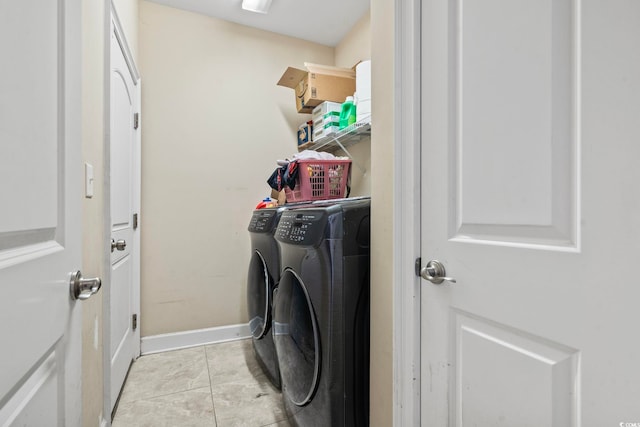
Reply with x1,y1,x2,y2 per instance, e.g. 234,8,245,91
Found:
313,111,340,127
312,101,342,119
313,123,340,139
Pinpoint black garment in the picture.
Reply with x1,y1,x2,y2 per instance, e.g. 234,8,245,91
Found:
267,165,285,192
267,161,299,191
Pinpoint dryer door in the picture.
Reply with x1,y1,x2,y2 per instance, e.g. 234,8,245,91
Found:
247,250,273,339
273,268,321,406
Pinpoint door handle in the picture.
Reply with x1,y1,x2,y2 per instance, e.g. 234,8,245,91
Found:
420,260,456,285
111,239,127,252
70,271,102,300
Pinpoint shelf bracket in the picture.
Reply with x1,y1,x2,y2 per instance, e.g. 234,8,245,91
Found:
333,138,367,175
303,121,370,175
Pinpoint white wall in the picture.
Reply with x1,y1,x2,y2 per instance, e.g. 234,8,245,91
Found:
139,1,335,336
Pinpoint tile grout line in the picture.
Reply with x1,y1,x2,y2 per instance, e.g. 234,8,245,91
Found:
123,384,214,404
119,346,212,405
204,345,219,426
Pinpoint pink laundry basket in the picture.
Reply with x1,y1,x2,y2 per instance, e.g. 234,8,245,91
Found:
284,159,351,203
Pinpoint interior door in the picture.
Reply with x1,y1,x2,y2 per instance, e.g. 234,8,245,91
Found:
0,0,84,425
420,0,640,425
109,20,140,412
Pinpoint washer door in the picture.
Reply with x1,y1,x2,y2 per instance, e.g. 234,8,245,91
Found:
273,268,321,406
247,250,273,339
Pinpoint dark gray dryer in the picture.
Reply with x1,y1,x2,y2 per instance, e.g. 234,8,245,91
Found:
246,206,285,389
273,198,370,427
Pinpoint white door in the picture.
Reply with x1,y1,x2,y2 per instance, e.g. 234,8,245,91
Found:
109,19,140,413
0,0,85,426
420,0,640,425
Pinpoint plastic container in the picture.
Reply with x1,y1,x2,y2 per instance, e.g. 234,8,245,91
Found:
284,159,351,202
312,101,342,120
338,96,357,130
255,197,277,209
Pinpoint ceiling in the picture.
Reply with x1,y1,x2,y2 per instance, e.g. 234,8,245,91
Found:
146,0,371,47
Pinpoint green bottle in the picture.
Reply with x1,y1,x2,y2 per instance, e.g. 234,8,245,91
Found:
339,96,357,130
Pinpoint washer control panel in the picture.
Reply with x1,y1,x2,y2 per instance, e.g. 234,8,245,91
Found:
248,209,278,233
276,211,326,245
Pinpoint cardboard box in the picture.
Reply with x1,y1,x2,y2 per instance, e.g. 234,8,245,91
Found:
270,189,286,206
277,63,356,114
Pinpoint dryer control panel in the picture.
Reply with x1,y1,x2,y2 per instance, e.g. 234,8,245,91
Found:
276,211,326,245
248,209,279,233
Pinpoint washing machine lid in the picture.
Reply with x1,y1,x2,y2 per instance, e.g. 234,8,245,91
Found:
247,250,273,339
273,268,321,406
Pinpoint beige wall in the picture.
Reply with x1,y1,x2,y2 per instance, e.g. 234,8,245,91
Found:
370,0,394,425
81,1,105,426
139,1,335,336
334,11,371,198
78,1,383,424
335,12,371,68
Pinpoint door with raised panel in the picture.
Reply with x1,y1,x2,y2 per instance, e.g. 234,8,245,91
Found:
420,0,640,424
109,18,140,413
0,0,83,425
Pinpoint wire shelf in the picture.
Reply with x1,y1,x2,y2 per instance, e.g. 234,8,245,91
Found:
298,120,371,153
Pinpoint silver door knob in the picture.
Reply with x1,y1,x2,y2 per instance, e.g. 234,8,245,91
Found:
111,239,127,252
420,260,456,285
70,271,102,300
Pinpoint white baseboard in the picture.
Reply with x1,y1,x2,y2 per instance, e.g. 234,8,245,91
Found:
140,323,251,355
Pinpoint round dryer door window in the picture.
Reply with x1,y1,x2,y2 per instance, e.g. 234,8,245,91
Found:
273,268,320,406
247,250,273,339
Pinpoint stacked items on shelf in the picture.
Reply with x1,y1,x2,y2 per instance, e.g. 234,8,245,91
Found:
355,60,371,123
277,60,372,152
300,117,372,153
312,101,342,141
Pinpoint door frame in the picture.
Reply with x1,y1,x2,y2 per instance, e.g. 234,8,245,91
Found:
392,0,421,425
102,1,142,419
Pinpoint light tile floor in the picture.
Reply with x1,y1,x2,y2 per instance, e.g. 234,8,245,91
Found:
112,339,291,427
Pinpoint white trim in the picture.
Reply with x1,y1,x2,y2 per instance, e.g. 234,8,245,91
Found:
132,78,142,360
393,0,422,425
110,0,139,83
100,417,109,427
103,2,142,420
101,0,112,420
140,324,252,355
